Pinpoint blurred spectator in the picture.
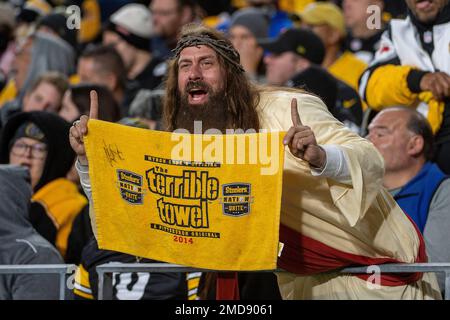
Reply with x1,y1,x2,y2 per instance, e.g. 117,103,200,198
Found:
261,28,324,86
0,111,87,260
367,107,450,293
298,2,367,91
0,31,75,107
0,72,69,129
77,45,127,106
15,0,52,42
0,2,16,84
38,11,79,52
289,65,338,115
22,73,68,113
0,165,63,300
342,0,385,64
103,3,167,115
59,83,121,123
149,0,198,59
245,0,293,38
127,89,164,130
359,0,450,174
260,28,363,133
228,8,269,83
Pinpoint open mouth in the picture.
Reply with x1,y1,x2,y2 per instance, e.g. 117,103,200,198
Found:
416,0,434,11
188,88,208,103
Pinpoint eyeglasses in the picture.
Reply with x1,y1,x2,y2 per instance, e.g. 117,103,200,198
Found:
11,141,48,160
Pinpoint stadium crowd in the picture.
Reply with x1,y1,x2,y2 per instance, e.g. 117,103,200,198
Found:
0,0,449,300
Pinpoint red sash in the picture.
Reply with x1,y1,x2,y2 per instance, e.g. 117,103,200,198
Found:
216,272,240,300
217,215,426,300
278,218,427,286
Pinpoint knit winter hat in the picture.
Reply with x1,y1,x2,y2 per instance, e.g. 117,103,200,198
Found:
39,12,78,50
106,3,154,51
229,8,269,40
9,122,47,152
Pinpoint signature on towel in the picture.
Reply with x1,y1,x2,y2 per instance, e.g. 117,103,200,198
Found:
103,140,124,166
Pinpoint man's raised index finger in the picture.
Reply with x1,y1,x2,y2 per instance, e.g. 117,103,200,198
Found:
291,98,302,127
89,90,99,119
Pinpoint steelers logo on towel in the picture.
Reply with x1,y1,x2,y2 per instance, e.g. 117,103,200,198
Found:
221,183,253,217
117,169,144,204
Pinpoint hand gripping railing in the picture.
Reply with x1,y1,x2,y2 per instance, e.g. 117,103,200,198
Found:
96,262,450,300
0,264,76,300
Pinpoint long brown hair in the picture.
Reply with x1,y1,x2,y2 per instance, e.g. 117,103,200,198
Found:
163,24,260,131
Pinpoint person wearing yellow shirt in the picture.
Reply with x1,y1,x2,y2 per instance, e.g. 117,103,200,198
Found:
297,2,367,91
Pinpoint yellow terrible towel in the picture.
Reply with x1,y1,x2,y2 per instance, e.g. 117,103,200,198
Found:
85,120,285,271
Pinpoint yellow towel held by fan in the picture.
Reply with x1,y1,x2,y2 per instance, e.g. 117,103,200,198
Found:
84,119,285,271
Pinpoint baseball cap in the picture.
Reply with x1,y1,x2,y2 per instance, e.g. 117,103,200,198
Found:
258,28,325,65
297,2,347,37
106,4,154,51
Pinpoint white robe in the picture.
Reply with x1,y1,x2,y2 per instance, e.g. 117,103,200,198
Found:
257,89,441,300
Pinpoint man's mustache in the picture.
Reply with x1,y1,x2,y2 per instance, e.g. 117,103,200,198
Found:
185,80,211,92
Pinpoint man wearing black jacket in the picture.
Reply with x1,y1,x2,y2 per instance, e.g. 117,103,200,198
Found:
359,0,450,173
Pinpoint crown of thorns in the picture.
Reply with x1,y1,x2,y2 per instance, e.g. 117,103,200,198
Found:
172,34,245,73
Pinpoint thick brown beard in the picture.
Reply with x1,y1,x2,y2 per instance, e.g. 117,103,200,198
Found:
175,87,229,133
